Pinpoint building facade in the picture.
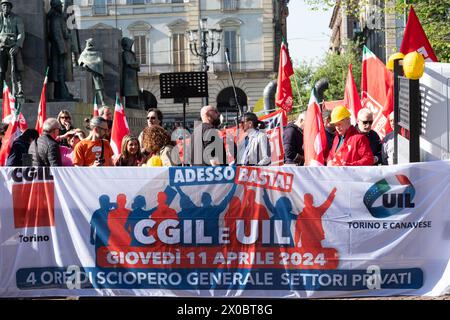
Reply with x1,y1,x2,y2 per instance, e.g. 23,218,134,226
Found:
329,0,404,63
77,0,288,130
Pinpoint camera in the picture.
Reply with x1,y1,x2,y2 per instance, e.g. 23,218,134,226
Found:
95,153,105,165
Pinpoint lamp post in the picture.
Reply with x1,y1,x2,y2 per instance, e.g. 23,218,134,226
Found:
187,18,222,106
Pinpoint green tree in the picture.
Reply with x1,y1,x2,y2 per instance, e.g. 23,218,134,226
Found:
290,62,314,113
303,0,450,62
398,0,450,62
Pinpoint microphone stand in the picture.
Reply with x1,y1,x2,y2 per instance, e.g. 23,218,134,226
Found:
225,48,242,165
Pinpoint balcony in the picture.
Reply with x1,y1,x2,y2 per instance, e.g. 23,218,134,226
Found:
221,0,238,12
211,60,269,73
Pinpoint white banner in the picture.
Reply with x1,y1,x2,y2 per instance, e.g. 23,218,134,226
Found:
1,162,450,298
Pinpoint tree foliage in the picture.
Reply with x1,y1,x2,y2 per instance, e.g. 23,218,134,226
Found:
290,41,362,113
303,0,450,62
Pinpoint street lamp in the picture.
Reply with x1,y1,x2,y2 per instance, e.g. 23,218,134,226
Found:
187,18,222,105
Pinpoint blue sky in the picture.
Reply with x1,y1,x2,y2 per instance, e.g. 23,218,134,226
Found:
286,1,333,67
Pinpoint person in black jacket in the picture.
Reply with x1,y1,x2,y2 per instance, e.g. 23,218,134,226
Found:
190,105,227,166
28,118,62,166
283,112,305,165
6,129,39,166
356,108,382,165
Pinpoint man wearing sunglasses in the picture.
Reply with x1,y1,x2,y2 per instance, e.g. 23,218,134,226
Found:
327,105,373,166
356,108,382,165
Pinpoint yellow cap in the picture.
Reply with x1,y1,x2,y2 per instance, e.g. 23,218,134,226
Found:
403,51,425,80
330,105,351,124
148,155,163,167
387,52,405,71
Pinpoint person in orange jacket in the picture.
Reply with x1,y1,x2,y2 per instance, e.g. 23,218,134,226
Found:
327,105,374,166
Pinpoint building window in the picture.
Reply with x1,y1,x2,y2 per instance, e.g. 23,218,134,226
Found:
133,35,147,65
222,0,238,11
93,0,107,15
171,0,184,3
127,0,146,4
172,34,186,72
224,30,238,63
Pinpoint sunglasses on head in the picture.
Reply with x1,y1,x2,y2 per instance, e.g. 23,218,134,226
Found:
361,120,373,125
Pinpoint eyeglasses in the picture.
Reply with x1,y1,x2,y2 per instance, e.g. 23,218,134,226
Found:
361,120,373,125
60,116,71,120
147,116,157,120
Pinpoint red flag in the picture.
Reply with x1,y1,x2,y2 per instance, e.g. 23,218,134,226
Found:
0,105,22,166
93,95,99,117
303,89,328,166
35,69,48,135
343,64,362,125
361,46,393,139
275,41,294,112
400,6,438,62
110,95,130,155
2,81,27,132
2,81,12,120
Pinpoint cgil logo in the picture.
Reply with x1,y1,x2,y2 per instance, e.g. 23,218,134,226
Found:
10,167,55,228
363,175,416,218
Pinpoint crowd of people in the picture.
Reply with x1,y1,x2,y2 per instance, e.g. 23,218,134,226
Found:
0,103,395,168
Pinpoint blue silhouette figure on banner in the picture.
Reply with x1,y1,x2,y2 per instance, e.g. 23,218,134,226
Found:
124,186,178,246
124,195,155,246
175,183,237,245
90,195,116,249
263,189,296,246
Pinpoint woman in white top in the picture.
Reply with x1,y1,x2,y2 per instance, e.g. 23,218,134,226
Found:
237,112,271,166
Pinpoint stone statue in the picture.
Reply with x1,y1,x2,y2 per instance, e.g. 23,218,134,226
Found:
78,38,106,107
120,37,140,109
47,0,73,100
0,0,25,98
63,0,80,74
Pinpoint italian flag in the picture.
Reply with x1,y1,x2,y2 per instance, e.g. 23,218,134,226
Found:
110,94,130,155
35,68,49,135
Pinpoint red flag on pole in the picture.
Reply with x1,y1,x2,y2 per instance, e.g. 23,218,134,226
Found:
0,104,22,166
93,95,99,117
361,46,394,139
2,81,27,132
343,64,362,125
35,68,49,135
400,6,438,62
275,41,294,113
2,81,12,120
303,89,328,166
110,94,130,155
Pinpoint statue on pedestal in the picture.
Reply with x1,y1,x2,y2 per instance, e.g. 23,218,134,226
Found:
0,0,25,99
78,38,106,107
121,37,141,109
47,0,73,100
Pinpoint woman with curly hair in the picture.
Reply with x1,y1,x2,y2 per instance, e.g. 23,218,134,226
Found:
114,135,145,166
141,125,180,166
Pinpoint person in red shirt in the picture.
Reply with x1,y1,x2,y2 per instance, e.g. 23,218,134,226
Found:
327,106,373,166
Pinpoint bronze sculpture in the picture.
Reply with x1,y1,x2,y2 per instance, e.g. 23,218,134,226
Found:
0,0,24,98
121,37,141,109
78,38,106,107
47,0,73,100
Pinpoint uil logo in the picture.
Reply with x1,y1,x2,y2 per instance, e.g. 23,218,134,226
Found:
363,175,415,218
